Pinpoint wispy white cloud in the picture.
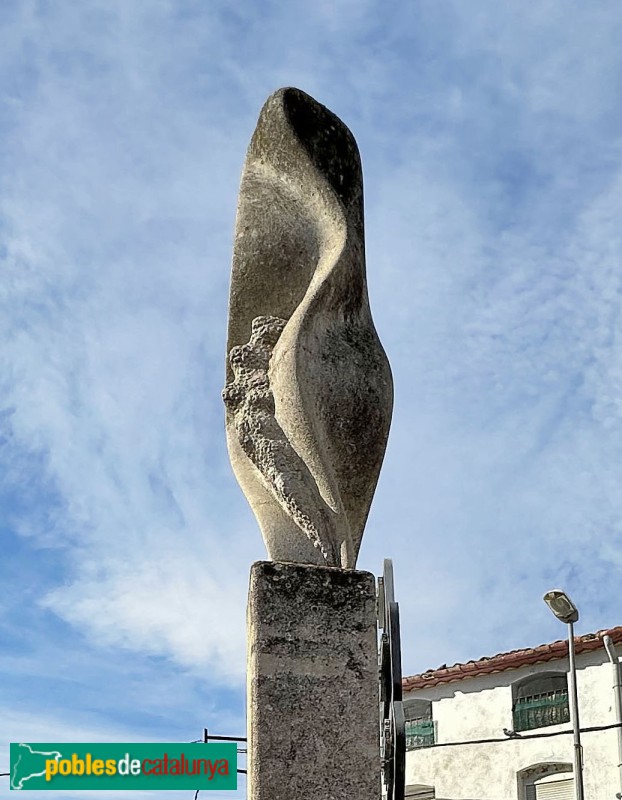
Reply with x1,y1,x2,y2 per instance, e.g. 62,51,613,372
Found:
0,0,259,681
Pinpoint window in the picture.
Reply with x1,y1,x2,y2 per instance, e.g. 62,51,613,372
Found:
512,673,570,732
404,699,435,750
519,763,573,800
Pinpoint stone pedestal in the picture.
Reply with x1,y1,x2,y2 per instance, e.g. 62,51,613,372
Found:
247,561,380,800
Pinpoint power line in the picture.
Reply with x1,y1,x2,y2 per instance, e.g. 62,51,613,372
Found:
411,720,622,749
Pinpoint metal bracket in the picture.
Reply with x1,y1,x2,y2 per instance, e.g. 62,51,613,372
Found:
378,558,405,800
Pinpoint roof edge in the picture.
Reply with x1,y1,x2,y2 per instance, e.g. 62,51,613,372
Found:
403,626,622,691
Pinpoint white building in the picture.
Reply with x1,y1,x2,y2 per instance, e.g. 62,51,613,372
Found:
403,626,622,800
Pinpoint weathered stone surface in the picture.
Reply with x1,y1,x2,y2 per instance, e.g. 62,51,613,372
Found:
224,87,393,569
247,561,380,800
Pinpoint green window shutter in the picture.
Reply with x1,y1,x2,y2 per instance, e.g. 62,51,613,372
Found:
405,718,436,750
513,689,570,731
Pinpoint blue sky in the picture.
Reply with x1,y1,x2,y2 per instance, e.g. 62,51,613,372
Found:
2,1,622,797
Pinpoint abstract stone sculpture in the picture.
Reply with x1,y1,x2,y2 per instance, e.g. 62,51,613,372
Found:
224,87,393,569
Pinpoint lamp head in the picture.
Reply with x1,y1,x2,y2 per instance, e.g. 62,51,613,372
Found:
543,590,579,624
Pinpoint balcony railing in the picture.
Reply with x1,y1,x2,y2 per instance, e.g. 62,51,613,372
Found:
405,718,435,750
513,689,570,732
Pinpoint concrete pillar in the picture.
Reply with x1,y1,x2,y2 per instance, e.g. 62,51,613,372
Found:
247,561,380,800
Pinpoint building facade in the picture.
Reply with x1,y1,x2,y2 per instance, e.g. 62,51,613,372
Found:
403,626,622,800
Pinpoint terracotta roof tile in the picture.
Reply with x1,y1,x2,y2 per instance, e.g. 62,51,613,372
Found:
403,626,622,691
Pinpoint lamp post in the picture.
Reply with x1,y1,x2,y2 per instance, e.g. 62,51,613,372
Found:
543,590,584,800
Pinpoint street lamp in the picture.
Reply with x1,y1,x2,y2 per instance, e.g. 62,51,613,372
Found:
543,590,584,800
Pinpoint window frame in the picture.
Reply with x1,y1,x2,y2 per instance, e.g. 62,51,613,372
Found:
511,672,570,732
404,698,436,750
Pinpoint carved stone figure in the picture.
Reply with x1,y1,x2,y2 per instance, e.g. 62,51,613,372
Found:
224,87,393,569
